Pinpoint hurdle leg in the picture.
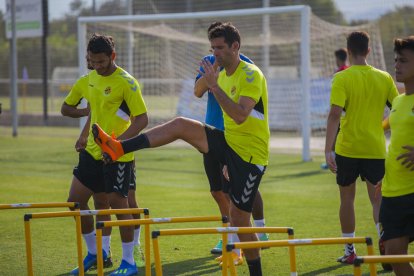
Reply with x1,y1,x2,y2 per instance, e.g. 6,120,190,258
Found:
74,215,84,276
353,263,362,276
24,219,33,276
288,231,297,276
367,244,377,276
221,232,228,275
152,235,163,276
96,228,104,276
145,221,151,276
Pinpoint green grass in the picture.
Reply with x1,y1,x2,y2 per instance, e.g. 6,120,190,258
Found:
0,126,410,275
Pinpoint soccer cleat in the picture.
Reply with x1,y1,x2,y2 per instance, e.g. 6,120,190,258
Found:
90,250,113,270
210,239,223,254
134,245,145,267
92,123,124,162
336,252,357,265
70,251,108,275
379,238,393,271
258,233,270,249
110,259,138,276
216,252,244,266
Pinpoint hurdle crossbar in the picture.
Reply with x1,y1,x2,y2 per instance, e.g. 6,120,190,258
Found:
227,237,375,276
353,255,414,276
24,208,147,276
152,226,294,276
96,215,228,276
0,202,79,210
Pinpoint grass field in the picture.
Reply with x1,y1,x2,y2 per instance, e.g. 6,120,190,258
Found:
0,126,410,275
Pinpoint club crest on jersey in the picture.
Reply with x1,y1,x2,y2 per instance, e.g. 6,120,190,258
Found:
231,86,236,96
104,86,112,95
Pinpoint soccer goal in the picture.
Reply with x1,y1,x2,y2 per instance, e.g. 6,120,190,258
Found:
77,6,385,161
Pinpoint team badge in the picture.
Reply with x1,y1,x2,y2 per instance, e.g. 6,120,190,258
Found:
231,86,236,96
104,86,112,95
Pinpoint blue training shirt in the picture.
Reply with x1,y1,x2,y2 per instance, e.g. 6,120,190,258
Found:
195,53,253,131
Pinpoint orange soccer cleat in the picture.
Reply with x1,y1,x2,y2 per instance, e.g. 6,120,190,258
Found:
92,123,124,162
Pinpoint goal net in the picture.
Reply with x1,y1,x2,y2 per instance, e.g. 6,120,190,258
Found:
78,6,386,161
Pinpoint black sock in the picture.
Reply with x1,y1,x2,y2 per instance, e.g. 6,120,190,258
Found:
247,257,262,276
122,134,150,154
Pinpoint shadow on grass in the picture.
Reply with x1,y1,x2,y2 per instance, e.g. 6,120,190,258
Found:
300,264,393,276
300,263,347,276
155,256,220,275
54,256,220,276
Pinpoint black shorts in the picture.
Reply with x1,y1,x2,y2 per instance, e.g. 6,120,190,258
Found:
129,160,136,191
335,154,384,186
203,152,229,193
204,125,265,212
379,193,414,242
73,150,134,197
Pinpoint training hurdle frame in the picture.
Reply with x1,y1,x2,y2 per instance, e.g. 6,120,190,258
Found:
0,202,80,276
23,208,147,276
353,255,414,276
152,226,295,276
96,215,228,276
227,237,376,276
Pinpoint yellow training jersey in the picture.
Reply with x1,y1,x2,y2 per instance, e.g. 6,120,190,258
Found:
64,67,147,162
218,60,270,166
383,94,414,197
330,65,398,158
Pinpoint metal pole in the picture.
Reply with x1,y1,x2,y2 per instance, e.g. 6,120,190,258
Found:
10,0,18,137
41,0,48,123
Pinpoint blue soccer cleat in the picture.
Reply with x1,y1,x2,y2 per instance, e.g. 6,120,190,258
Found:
210,239,223,254
70,251,108,275
110,259,138,276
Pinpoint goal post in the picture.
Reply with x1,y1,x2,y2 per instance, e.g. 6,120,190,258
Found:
77,5,385,161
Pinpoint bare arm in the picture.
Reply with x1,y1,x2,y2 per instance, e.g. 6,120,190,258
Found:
325,105,342,173
117,112,149,140
61,102,90,118
201,59,255,124
75,113,91,152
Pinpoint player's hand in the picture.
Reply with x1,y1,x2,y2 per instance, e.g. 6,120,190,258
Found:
200,58,219,89
397,145,414,171
222,165,230,181
75,136,87,152
325,151,337,173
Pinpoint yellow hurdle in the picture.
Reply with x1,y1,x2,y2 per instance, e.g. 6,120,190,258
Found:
96,215,228,276
228,237,376,276
353,255,414,276
151,226,294,276
0,202,79,276
24,208,147,276
0,202,79,210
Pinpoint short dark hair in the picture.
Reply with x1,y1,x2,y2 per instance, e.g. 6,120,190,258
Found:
394,36,414,54
335,48,348,62
207,21,223,33
208,22,241,49
87,33,115,56
347,31,369,57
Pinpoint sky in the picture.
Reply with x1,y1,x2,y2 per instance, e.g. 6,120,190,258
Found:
0,0,413,21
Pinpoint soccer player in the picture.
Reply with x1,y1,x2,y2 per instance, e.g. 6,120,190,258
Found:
93,22,269,276
194,23,268,262
65,33,148,276
334,48,349,73
62,58,145,268
379,36,414,275
325,31,398,264
321,48,349,170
